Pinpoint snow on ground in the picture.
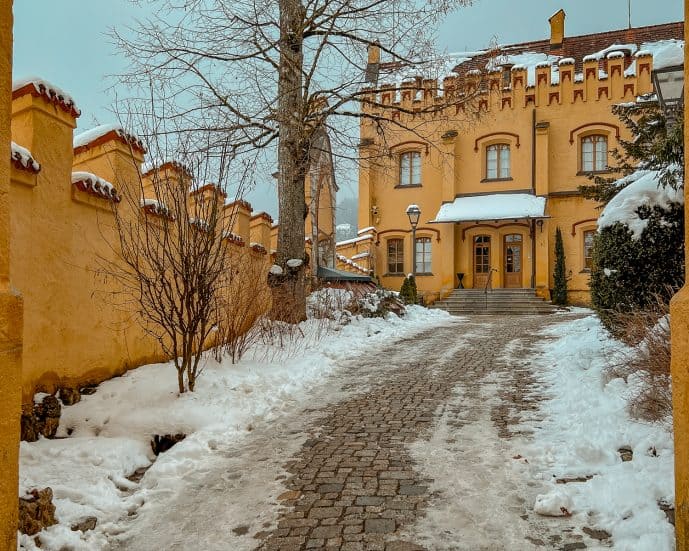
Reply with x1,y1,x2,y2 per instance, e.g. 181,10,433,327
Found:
18,303,451,551
520,314,675,550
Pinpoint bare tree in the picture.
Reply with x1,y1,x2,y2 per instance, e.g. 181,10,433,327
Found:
114,0,474,320
101,134,256,393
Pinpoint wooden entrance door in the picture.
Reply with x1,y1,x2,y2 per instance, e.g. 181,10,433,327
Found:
503,234,523,288
473,235,491,288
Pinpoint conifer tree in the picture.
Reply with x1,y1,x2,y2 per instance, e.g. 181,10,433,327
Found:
552,227,568,306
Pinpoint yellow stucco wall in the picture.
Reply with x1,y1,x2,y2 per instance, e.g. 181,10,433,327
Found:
670,2,689,547
0,0,22,547
9,89,274,406
357,47,656,302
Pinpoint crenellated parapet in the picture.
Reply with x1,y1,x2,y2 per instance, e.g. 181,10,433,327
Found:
361,50,657,119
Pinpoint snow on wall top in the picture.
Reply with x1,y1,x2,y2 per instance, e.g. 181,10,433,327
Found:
12,76,80,117
432,193,547,223
598,169,684,239
72,171,120,202
73,124,146,154
11,141,40,173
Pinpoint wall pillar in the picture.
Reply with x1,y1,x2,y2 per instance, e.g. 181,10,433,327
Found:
671,2,689,547
0,1,22,549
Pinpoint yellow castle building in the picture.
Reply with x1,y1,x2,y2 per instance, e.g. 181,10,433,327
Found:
348,12,683,305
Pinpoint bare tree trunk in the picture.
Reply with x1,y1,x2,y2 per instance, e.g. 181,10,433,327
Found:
276,0,308,322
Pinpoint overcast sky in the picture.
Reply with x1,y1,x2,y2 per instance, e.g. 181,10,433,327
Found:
12,1,684,216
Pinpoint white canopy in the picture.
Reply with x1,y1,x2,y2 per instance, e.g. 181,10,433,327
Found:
431,193,547,223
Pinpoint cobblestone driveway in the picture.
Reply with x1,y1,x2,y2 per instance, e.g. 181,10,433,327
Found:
254,313,588,551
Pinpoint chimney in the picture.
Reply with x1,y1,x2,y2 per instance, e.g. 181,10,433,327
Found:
549,9,566,50
365,42,380,84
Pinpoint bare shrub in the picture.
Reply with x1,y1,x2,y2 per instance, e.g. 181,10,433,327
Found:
214,247,272,364
609,297,672,426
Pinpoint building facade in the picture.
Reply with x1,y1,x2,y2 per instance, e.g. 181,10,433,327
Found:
355,12,683,304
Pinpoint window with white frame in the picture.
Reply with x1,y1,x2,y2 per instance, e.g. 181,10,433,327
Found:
486,144,510,179
581,135,608,172
415,237,432,273
399,151,422,186
387,238,404,274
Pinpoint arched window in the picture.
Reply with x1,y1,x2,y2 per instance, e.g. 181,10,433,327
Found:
581,135,608,172
399,151,422,186
486,144,510,179
387,238,404,274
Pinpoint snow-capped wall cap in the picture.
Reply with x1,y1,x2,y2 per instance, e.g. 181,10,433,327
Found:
140,197,172,217
466,69,482,76
11,142,40,173
72,171,120,202
73,124,146,155
535,61,552,68
224,198,253,212
511,64,526,71
12,76,80,118
558,58,575,66
336,233,374,247
607,51,626,60
635,50,653,58
141,158,192,179
357,226,376,235
250,211,274,224
582,54,598,63
190,183,227,198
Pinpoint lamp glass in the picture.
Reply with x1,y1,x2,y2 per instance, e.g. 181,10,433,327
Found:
653,65,685,108
406,205,421,228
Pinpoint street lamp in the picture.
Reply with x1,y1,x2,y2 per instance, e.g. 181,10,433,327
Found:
652,64,684,123
406,204,421,276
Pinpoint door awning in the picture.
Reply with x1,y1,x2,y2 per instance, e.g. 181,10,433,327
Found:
430,193,548,223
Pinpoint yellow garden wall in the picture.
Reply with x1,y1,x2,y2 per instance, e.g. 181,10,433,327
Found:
9,87,274,406
0,0,22,546
670,2,689,547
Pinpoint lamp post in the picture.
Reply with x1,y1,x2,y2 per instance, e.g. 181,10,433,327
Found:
652,64,685,124
406,204,421,276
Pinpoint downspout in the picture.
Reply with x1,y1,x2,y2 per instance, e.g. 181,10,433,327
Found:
531,108,537,289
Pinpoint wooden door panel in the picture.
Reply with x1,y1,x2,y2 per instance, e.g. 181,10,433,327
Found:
503,235,523,289
473,236,491,289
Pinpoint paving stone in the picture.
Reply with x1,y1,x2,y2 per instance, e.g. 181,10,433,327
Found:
256,315,586,550
364,518,396,534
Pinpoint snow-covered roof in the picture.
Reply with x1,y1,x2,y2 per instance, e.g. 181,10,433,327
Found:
336,233,375,247
598,169,684,239
74,124,146,154
140,198,172,217
72,172,120,202
432,193,547,223
11,142,40,173
12,76,80,117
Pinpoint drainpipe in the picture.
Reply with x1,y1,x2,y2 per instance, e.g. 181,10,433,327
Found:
531,108,537,289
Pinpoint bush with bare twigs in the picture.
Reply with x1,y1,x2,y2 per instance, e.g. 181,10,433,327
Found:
608,297,672,426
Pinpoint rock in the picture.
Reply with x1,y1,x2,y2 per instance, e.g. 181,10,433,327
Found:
618,446,633,462
151,433,186,455
563,543,587,551
80,385,98,395
58,387,81,406
21,395,62,441
658,500,675,526
18,488,57,536
71,516,97,532
582,526,611,541
20,413,40,442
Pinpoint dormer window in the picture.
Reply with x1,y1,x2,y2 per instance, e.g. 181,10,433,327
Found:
399,151,422,186
486,144,510,179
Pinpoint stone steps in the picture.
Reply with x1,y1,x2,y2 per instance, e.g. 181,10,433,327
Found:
431,288,558,315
